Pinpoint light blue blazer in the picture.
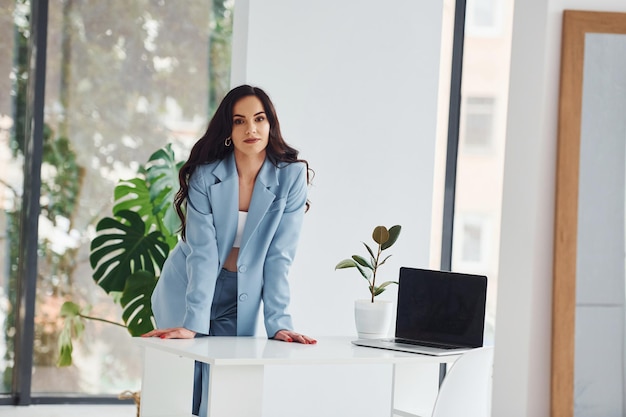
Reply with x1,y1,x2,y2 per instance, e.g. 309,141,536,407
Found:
151,152,307,337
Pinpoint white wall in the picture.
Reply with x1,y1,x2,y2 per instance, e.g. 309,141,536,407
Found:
493,0,626,416
232,0,444,340
231,1,444,415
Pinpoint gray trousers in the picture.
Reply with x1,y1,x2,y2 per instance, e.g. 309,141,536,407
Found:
192,269,238,417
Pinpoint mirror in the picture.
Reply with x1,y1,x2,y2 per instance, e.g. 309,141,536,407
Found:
552,10,626,417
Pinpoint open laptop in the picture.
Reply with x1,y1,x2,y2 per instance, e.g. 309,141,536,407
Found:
352,267,488,356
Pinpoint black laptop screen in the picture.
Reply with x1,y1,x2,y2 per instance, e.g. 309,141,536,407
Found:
395,267,488,348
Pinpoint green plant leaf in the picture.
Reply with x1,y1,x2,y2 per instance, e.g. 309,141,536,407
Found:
112,145,183,245
145,144,183,236
110,291,123,305
363,242,376,261
372,280,398,296
57,302,86,367
381,225,401,250
57,323,73,367
113,178,154,226
335,258,371,280
149,183,180,250
120,270,157,336
372,226,390,245
378,254,393,267
335,259,357,269
372,287,385,296
378,280,398,290
90,210,169,293
60,300,80,317
113,176,164,243
352,255,373,270
354,262,372,281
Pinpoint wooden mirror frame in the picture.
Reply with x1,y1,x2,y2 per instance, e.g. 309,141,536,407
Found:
552,9,626,417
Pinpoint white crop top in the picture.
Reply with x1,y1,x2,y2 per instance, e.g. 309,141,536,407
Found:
233,211,248,248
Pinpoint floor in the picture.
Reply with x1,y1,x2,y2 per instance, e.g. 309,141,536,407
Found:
0,405,136,417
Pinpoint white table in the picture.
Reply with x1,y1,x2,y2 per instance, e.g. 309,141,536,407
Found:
134,336,460,417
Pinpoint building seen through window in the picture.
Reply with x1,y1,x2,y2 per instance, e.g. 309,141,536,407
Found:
463,96,496,150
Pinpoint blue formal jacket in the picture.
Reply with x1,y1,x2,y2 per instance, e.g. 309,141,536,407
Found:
151,152,307,337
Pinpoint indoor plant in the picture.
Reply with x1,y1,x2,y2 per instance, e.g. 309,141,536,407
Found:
335,225,401,338
58,144,182,367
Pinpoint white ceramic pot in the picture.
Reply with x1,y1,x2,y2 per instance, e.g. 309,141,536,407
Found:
354,299,394,339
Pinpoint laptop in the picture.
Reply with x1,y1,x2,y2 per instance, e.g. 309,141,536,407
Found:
352,267,488,356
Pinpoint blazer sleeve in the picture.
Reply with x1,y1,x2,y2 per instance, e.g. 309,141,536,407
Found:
262,163,307,337
182,168,220,335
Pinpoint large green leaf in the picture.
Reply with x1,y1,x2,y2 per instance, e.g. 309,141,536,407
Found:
90,210,169,293
145,144,183,235
113,177,157,233
114,179,179,251
111,144,183,244
120,270,157,336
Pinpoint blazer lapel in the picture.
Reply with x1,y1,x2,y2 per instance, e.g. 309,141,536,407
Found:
240,158,277,253
209,154,239,255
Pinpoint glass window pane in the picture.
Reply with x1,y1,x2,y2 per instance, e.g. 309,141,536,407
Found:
462,221,483,262
0,0,24,395
32,0,233,395
462,96,495,149
466,0,504,38
452,213,491,268
450,0,515,345
473,0,495,28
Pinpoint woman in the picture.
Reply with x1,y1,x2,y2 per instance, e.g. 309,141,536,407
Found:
143,85,316,416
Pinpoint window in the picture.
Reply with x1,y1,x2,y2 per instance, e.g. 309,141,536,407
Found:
0,0,23,395
462,96,496,151
466,0,504,37
0,0,233,402
432,0,514,347
452,213,493,270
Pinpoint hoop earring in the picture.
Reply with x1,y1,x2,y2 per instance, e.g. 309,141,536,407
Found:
224,137,232,147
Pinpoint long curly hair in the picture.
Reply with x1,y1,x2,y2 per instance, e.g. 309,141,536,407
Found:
174,85,312,239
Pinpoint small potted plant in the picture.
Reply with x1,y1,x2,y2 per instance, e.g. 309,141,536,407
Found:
335,225,401,339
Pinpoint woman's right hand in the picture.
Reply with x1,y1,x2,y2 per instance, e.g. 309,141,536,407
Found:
142,327,196,339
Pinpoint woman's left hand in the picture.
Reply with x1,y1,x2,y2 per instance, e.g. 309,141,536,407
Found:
273,330,317,344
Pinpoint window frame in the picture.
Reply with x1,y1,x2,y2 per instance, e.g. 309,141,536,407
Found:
440,0,467,272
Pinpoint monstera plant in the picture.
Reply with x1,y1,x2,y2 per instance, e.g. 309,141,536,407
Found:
57,144,183,366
